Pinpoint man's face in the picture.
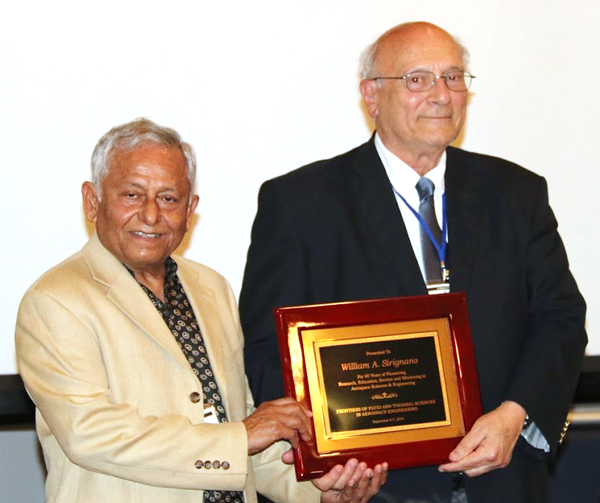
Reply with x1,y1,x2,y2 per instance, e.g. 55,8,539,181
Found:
361,26,468,160
83,144,199,275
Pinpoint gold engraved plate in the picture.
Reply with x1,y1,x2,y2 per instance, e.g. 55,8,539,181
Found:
301,318,463,454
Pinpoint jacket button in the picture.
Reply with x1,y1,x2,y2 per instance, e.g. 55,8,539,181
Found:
189,392,201,403
195,460,204,469
213,460,221,469
221,461,230,470
204,460,212,469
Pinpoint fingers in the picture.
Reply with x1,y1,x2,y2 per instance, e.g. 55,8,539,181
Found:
243,397,313,455
316,459,388,503
447,427,485,463
266,398,312,440
267,397,313,440
439,403,525,477
313,459,360,492
362,462,388,500
354,465,382,502
351,462,389,502
439,448,491,475
336,459,366,491
438,419,488,472
439,428,500,475
441,449,507,478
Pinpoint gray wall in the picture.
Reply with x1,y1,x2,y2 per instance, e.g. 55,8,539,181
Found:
0,428,45,502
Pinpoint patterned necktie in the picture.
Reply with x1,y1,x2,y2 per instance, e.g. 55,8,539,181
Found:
416,177,443,284
134,260,245,503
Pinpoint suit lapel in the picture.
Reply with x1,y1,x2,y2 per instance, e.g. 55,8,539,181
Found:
83,234,193,373
445,147,482,293
84,235,231,405
176,261,228,404
349,139,427,296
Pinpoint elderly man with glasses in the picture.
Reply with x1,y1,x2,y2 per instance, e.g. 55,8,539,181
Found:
239,22,586,503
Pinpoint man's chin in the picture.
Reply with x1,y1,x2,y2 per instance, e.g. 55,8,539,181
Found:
420,130,460,149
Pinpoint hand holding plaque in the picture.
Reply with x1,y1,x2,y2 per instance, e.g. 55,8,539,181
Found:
243,397,313,455
313,458,389,503
275,293,482,481
242,397,389,500
438,400,526,477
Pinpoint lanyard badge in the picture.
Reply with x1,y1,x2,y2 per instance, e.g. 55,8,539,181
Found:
393,188,450,287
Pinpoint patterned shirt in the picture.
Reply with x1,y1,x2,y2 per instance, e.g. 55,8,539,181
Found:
130,258,244,503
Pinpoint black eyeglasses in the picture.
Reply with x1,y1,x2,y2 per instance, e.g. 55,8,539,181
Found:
372,71,475,92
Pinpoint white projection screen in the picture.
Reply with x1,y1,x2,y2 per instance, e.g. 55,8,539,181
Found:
1,0,598,377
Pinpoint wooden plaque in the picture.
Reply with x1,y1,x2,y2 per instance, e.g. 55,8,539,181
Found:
275,293,481,481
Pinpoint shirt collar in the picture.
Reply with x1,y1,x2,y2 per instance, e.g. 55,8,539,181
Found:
124,257,179,289
374,132,446,202
164,256,179,281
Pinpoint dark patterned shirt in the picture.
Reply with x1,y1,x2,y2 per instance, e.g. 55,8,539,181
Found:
130,258,244,503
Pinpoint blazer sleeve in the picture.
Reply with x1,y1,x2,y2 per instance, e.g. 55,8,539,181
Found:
503,176,587,448
249,380,321,502
240,180,309,405
15,287,250,491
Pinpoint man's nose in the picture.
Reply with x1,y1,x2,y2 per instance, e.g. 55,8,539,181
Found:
428,76,452,104
140,198,160,225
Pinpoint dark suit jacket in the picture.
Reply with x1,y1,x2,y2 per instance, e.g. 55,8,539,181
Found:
239,137,587,503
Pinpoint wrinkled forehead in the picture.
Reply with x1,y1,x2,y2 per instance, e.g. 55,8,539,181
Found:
377,27,465,75
105,145,191,187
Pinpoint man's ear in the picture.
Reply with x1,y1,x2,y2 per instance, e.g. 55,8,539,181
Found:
359,79,380,119
82,182,100,223
185,195,199,232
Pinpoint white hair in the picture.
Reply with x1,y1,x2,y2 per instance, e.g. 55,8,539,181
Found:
91,118,196,199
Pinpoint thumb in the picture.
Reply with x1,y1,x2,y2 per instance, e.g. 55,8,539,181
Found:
281,448,295,465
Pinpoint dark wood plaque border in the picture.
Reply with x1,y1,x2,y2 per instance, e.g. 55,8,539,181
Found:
275,292,482,481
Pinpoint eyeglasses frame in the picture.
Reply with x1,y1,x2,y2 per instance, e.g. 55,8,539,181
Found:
371,71,476,92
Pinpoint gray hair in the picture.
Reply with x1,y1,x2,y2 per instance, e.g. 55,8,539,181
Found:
359,23,471,80
91,118,197,199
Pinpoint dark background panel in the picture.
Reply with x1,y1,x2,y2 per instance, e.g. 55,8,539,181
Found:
3,356,598,423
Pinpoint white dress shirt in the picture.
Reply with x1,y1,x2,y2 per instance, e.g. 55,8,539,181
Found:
374,132,550,453
375,133,447,284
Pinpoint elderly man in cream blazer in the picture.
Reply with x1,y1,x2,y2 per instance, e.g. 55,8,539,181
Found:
15,118,387,503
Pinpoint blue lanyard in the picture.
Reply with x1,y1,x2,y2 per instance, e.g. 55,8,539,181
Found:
392,186,449,282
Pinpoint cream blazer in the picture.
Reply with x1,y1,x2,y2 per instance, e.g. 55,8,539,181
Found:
16,234,319,503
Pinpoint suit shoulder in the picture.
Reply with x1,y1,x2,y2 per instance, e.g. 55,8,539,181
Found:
448,146,543,185
25,249,90,297
263,140,372,190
